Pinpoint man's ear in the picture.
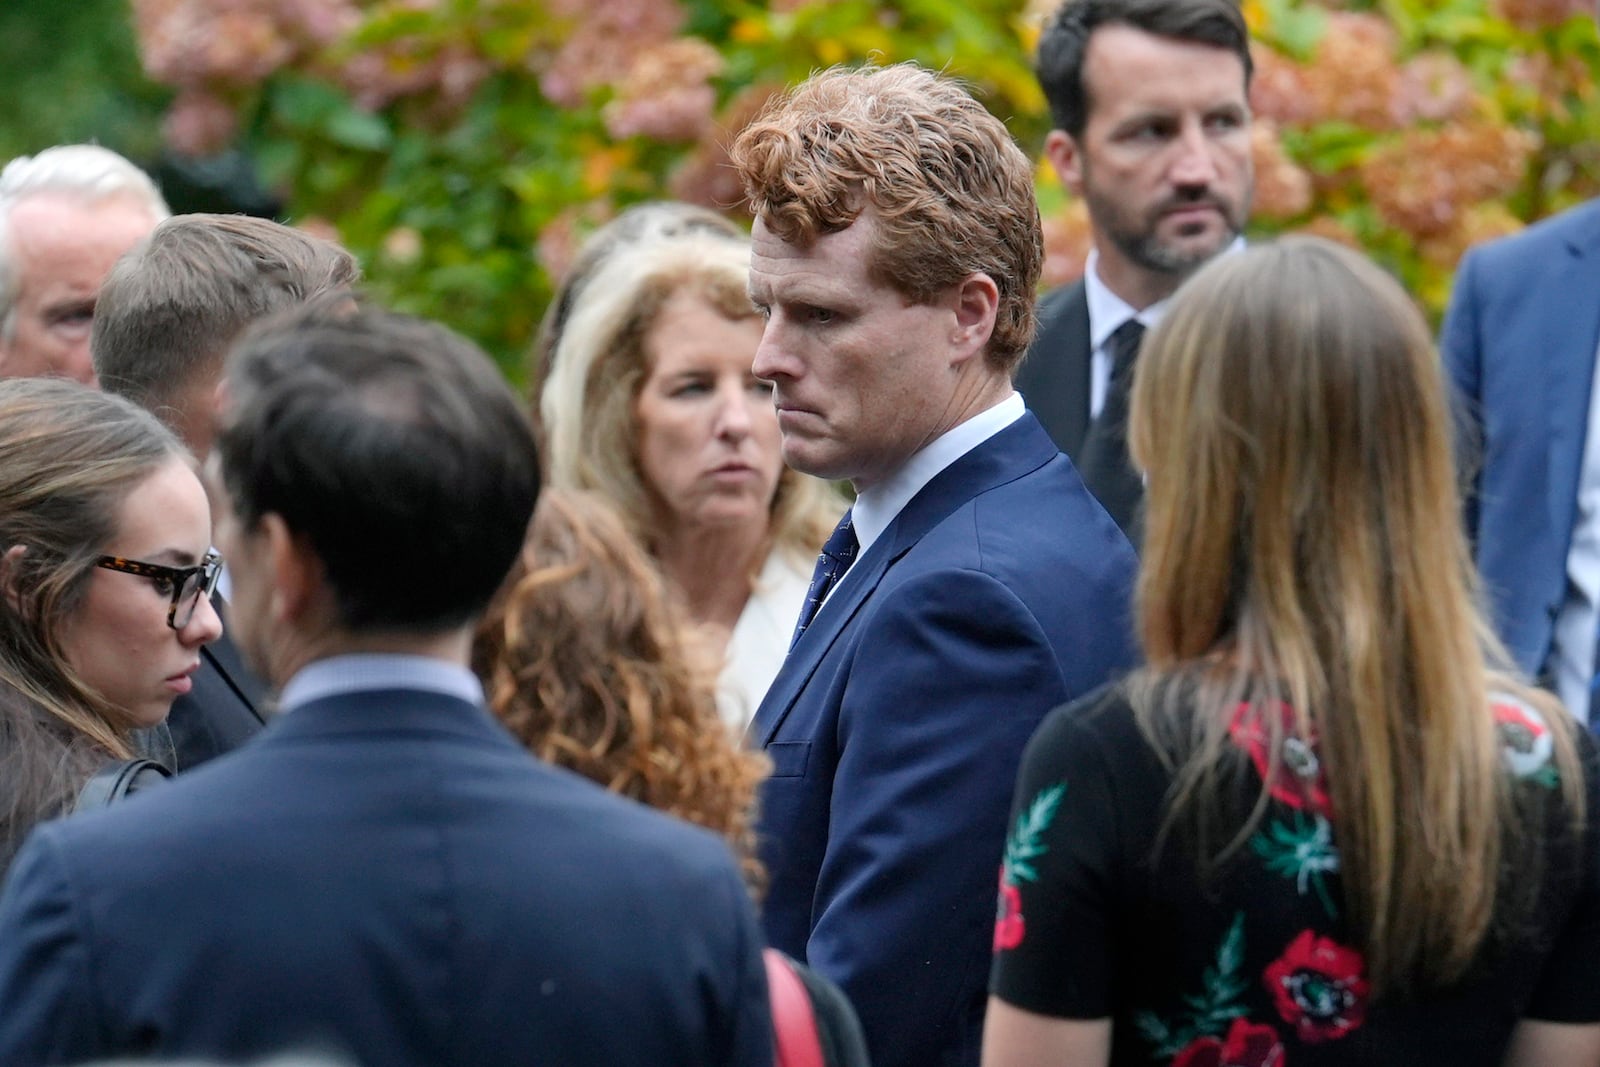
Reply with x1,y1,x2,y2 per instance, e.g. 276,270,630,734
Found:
949,272,1001,367
1044,129,1086,198
260,514,323,626
0,544,26,613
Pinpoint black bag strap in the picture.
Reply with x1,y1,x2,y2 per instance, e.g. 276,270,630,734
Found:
73,758,171,813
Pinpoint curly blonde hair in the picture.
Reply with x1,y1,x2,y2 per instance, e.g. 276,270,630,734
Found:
728,62,1044,371
474,488,769,888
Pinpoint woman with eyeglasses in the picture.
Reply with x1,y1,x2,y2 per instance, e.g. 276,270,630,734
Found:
0,378,221,870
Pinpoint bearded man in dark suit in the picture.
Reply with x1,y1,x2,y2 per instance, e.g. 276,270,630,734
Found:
1016,0,1256,537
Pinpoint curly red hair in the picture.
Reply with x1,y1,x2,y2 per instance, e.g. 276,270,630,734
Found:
473,488,769,890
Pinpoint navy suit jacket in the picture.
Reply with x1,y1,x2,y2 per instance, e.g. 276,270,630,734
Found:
751,413,1139,1067
0,687,771,1066
1440,200,1600,679
1013,282,1093,460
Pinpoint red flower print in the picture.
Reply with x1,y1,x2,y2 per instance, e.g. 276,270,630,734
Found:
1493,696,1556,782
1264,930,1369,1042
1172,1018,1286,1067
1229,702,1331,816
994,868,1025,951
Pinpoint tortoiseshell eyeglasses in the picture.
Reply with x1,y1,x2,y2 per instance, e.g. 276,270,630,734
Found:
94,552,223,630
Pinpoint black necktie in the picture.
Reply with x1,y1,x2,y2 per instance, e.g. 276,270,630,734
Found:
790,513,858,651
1078,319,1146,538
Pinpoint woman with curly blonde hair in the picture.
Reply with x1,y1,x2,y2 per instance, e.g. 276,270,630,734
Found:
474,488,767,883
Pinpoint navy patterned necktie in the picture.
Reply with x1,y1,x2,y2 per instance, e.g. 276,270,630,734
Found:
790,512,858,651
1078,318,1147,537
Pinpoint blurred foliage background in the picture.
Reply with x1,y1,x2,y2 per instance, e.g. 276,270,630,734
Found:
5,0,1599,379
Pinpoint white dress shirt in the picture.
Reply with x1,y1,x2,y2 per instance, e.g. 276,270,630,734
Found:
1553,334,1600,723
848,392,1026,559
1082,238,1248,417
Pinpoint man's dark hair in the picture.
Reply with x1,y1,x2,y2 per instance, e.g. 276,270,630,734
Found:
93,213,359,415
216,303,541,632
1036,0,1253,138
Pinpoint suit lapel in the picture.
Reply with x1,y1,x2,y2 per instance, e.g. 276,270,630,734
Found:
1544,211,1600,544
750,415,1060,746
1014,282,1091,458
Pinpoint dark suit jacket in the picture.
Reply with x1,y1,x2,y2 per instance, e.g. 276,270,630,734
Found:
751,413,1139,1067
0,687,772,1067
165,613,269,770
1440,199,1600,679
1013,281,1092,459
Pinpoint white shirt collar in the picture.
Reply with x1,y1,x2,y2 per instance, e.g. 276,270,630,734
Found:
851,392,1025,555
1082,237,1247,349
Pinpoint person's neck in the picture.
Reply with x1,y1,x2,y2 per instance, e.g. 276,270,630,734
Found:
654,520,768,638
1092,248,1184,312
268,625,473,688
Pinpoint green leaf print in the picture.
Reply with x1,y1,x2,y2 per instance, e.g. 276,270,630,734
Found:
1252,810,1341,918
1135,913,1250,1058
1001,783,1064,886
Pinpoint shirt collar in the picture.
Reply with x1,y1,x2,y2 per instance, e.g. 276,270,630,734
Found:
1082,237,1247,350
851,392,1025,554
279,653,484,713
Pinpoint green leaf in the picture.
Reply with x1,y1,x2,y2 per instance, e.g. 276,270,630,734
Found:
1002,783,1065,885
325,108,392,152
1259,0,1327,59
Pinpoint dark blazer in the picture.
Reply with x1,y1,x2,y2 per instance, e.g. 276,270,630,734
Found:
0,687,772,1067
751,413,1139,1067
1440,199,1600,679
165,609,269,770
1013,281,1092,459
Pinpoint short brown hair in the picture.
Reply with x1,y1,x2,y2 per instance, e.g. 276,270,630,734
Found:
93,213,359,419
1037,0,1252,139
729,63,1043,371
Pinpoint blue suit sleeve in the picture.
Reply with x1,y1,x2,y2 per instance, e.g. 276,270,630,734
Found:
807,567,1080,1067
0,828,101,1064
1439,247,1486,544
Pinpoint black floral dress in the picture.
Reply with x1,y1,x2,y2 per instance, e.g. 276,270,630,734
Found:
989,687,1600,1066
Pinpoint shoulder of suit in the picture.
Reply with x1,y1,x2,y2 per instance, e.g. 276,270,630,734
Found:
1470,197,1600,265
1036,279,1088,317
917,457,1131,571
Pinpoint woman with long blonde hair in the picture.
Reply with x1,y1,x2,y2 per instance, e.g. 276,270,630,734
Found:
984,237,1600,1066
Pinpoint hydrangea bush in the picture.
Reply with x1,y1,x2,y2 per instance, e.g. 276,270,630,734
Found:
130,0,1600,374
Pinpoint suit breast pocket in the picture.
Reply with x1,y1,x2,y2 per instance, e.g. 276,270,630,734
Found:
765,741,812,778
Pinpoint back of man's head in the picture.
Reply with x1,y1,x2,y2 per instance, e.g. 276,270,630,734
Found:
94,214,360,452
216,303,541,634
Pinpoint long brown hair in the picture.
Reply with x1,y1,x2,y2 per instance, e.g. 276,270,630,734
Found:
1126,236,1584,995
473,488,769,888
0,378,187,860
